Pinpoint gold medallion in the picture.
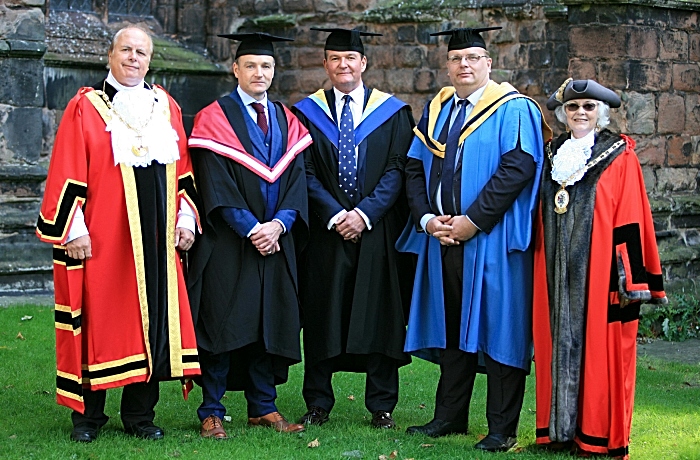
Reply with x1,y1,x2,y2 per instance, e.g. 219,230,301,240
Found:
131,145,148,157
554,188,569,214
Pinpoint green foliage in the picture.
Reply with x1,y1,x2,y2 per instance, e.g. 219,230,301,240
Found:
639,294,700,342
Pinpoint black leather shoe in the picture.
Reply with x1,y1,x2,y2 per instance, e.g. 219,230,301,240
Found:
70,422,100,443
298,406,330,426
474,433,517,452
124,421,165,440
406,418,467,437
370,411,395,429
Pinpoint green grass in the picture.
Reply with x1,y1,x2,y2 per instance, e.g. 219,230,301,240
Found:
1,305,699,459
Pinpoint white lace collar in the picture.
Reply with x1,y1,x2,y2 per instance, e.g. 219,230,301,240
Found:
551,130,596,186
102,83,180,168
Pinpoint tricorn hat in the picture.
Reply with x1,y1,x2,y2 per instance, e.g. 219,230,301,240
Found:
546,78,621,110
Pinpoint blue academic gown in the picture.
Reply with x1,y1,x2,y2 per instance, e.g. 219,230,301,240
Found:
396,97,544,371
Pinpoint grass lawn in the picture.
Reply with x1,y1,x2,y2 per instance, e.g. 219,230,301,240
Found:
1,305,699,459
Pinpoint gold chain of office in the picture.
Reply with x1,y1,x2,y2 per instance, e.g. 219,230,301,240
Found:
96,81,156,157
546,139,624,214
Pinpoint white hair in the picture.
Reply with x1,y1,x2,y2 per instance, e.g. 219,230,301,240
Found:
554,100,611,130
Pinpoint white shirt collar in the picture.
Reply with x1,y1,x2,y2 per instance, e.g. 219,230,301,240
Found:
453,83,488,107
106,71,145,92
333,84,365,109
237,85,268,108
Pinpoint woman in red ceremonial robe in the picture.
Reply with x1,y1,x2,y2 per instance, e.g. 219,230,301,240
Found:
533,79,667,459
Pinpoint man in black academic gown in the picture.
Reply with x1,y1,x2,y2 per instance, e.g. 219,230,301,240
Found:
292,28,415,429
187,33,312,438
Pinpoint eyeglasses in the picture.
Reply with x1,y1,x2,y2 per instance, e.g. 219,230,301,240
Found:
447,54,488,64
564,102,597,112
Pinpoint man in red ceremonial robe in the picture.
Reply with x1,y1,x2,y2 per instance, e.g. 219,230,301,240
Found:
36,26,201,443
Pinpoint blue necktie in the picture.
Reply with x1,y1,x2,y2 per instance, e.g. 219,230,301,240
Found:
338,95,357,200
441,99,467,215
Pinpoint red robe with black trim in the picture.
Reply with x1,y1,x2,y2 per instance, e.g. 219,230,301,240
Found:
533,131,666,458
36,84,201,413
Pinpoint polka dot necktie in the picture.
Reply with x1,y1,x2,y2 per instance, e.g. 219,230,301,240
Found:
338,95,357,200
251,102,268,136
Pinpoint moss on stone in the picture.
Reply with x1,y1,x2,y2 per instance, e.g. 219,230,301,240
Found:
150,37,227,75
672,196,700,215
253,14,297,28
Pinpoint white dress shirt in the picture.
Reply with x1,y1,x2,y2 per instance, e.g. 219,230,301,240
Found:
326,85,374,231
420,84,488,233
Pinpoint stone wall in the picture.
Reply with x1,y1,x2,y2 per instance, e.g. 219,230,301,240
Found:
0,0,53,294
1,0,700,296
561,0,700,293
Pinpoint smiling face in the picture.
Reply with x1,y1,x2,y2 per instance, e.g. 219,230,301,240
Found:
323,50,367,93
564,99,599,139
446,46,491,98
233,54,275,101
108,28,152,87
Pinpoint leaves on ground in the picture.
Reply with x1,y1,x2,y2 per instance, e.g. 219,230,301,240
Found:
348,394,355,401
418,403,426,409
20,315,33,321
308,438,320,448
16,332,25,340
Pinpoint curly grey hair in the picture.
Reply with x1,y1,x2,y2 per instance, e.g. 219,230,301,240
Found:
554,101,610,131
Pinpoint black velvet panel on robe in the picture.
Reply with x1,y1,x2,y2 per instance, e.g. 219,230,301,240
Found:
293,93,415,370
95,81,174,380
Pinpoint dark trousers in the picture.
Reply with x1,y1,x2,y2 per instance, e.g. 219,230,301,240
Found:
302,353,399,414
197,342,277,420
71,381,160,428
438,245,527,436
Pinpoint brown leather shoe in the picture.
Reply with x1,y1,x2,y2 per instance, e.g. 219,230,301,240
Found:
248,411,305,433
200,415,228,439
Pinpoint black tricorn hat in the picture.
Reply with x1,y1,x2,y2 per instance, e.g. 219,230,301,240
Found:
218,32,293,59
431,27,502,51
546,78,621,110
311,27,382,54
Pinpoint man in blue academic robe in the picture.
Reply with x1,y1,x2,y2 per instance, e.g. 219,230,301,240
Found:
187,33,312,438
397,27,551,452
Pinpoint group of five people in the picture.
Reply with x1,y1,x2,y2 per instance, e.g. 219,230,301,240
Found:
36,23,666,458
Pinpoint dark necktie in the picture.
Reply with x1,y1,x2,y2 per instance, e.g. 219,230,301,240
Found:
338,95,357,200
441,99,467,215
251,102,268,136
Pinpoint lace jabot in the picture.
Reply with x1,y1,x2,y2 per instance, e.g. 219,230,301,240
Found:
105,86,180,167
550,129,596,186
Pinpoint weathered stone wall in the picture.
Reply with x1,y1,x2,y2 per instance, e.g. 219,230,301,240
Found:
1,0,700,296
0,0,54,294
560,0,700,293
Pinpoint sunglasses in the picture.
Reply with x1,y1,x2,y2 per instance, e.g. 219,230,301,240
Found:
564,102,597,112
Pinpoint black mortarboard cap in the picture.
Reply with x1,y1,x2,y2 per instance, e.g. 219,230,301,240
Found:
311,27,382,54
546,78,621,110
218,32,293,59
430,27,502,51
